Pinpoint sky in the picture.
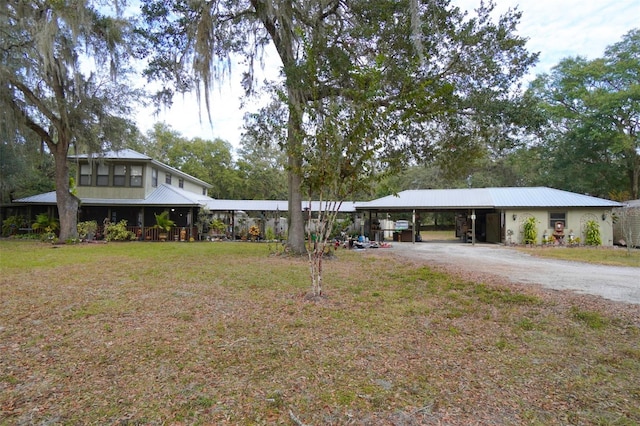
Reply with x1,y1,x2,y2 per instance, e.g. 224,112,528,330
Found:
134,0,639,151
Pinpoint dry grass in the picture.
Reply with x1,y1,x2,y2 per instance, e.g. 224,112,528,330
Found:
1,240,639,425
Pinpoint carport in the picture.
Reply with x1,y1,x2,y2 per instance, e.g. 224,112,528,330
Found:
355,187,621,245
356,188,498,245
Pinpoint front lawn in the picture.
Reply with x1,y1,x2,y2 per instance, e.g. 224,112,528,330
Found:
517,245,640,267
1,240,639,425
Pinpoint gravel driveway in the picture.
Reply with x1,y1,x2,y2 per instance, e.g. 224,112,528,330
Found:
389,242,640,305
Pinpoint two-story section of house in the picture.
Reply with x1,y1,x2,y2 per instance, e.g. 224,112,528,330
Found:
73,149,213,236
11,149,214,240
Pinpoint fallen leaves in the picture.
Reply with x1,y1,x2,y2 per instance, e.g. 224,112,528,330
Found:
0,241,639,424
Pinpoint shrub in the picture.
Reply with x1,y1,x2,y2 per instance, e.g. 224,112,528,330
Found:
105,220,135,241
32,213,59,233
1,215,24,237
77,220,98,240
584,220,602,246
523,217,538,245
265,226,275,241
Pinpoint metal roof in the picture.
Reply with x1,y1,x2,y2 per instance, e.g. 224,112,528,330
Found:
12,191,58,205
69,149,152,161
357,187,622,210
13,189,357,212
204,199,356,213
13,184,215,207
13,186,619,212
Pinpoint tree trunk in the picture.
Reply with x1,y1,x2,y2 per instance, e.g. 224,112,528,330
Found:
285,87,307,255
52,141,79,241
287,164,306,255
632,153,639,200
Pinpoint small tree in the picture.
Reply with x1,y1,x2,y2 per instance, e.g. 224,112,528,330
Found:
302,71,389,298
522,217,538,245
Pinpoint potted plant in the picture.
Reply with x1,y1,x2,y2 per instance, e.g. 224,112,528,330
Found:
154,211,175,241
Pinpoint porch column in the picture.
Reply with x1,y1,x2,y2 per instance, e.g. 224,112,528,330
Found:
412,209,416,244
471,209,476,246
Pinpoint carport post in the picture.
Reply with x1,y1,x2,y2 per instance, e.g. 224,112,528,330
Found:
471,209,476,246
412,209,416,244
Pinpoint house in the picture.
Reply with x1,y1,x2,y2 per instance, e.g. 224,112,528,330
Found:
355,187,622,245
5,152,622,246
6,149,358,240
10,149,214,240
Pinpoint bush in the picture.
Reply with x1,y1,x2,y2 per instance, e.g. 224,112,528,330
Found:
1,215,24,237
77,220,98,240
584,220,602,246
32,213,59,233
105,220,135,241
523,217,538,245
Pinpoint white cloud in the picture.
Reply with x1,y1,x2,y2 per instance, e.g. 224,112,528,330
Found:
136,1,639,150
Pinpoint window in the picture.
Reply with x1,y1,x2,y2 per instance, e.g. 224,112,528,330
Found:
165,173,172,185
202,187,207,196
178,178,184,189
97,164,109,186
130,165,143,187
151,168,158,187
80,164,91,186
113,164,126,186
549,212,566,229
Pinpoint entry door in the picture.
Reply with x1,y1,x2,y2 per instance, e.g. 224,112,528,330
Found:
486,213,501,243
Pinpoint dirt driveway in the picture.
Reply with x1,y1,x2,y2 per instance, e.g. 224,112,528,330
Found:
387,242,640,305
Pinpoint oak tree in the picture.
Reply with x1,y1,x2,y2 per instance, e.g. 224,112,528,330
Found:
138,0,536,254
0,0,137,240
528,29,640,198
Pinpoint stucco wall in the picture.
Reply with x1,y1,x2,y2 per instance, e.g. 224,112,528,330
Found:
504,208,614,246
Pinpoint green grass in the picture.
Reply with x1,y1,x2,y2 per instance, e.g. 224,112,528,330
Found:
0,240,639,425
517,245,640,267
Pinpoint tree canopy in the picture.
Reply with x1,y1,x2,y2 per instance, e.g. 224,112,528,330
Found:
138,0,537,253
0,0,138,240
527,29,640,199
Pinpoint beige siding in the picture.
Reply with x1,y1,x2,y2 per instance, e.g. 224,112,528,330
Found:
504,208,615,246
76,186,146,199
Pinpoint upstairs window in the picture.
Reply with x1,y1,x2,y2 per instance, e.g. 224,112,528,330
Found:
130,165,143,187
113,164,126,186
165,173,172,185
151,168,158,187
178,178,184,189
79,164,91,186
97,164,109,186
